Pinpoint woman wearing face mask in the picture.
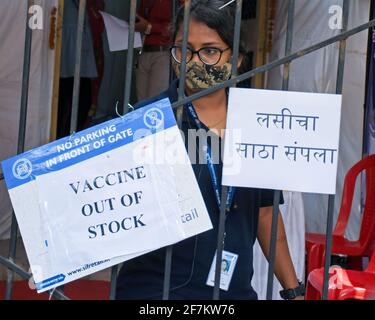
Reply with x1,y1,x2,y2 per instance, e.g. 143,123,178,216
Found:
116,0,304,300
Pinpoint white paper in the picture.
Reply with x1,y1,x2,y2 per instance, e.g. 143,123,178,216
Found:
2,99,212,292
222,88,342,195
100,11,143,51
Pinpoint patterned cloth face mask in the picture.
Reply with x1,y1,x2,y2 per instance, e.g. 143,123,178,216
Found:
172,60,233,91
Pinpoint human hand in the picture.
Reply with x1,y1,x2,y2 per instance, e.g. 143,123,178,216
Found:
135,15,149,33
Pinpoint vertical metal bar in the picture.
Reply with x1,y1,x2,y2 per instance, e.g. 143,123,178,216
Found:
70,0,86,134
231,0,243,77
5,0,34,300
162,0,192,301
162,246,173,300
122,0,137,115
266,0,294,301
213,187,228,300
282,0,294,90
265,191,281,300
335,2,349,95
253,0,267,88
5,214,18,300
59,0,85,297
108,0,138,301
172,0,178,32
177,0,191,100
322,0,349,300
175,0,191,128
169,0,178,83
109,264,118,300
213,0,243,300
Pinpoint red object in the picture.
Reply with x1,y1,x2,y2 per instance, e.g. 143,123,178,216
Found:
305,155,375,276
306,250,375,300
0,280,110,300
138,0,173,46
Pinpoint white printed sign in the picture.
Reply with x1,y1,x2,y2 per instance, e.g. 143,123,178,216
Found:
1,99,212,292
222,88,342,194
100,11,143,51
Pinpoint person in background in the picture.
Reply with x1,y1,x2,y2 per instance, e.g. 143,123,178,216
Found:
134,0,173,101
57,0,98,138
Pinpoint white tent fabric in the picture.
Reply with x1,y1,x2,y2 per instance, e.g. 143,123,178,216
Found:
253,0,370,299
0,0,56,239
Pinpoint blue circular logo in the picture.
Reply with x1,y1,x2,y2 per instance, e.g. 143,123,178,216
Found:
12,158,33,180
144,108,164,129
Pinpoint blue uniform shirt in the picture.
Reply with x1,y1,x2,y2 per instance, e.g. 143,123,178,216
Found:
116,80,283,300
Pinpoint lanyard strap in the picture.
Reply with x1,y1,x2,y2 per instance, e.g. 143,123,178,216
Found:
186,103,235,212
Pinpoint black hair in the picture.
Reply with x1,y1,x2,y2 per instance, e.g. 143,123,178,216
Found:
173,0,247,55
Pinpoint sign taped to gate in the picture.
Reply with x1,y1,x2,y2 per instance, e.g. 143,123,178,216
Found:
1,98,212,293
222,88,342,194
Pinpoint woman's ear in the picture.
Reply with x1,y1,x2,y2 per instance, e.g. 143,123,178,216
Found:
237,53,244,69
229,53,244,69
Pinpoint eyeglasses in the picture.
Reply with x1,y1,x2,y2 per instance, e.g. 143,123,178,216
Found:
170,45,231,66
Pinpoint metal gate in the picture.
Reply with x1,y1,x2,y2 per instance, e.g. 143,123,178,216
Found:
0,0,373,301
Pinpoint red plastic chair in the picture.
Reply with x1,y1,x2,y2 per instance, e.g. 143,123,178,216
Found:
0,279,110,300
306,250,375,300
306,155,375,275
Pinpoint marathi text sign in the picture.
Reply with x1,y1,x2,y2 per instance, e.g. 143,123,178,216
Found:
1,98,212,292
222,88,342,194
